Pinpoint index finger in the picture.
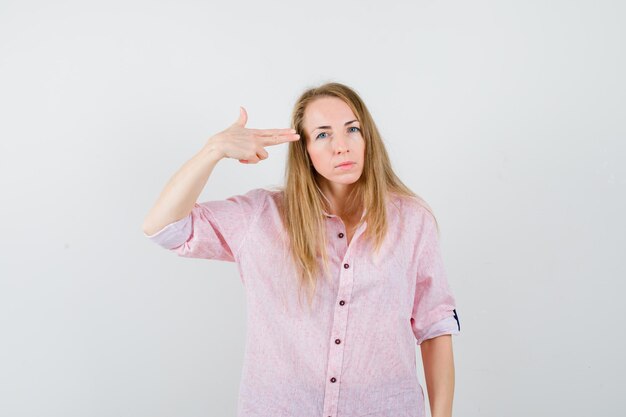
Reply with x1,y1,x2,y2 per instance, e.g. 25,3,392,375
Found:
251,128,297,136
261,132,301,146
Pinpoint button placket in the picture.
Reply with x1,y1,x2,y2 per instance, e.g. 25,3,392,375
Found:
323,223,367,417
323,255,353,416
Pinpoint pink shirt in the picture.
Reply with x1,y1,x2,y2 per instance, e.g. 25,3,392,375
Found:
144,187,460,417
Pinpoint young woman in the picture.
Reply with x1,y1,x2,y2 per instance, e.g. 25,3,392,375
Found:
143,82,461,417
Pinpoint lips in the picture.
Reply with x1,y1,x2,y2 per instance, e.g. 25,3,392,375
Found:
335,161,356,168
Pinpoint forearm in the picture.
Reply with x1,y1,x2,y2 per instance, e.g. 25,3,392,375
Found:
142,140,223,236
420,334,455,417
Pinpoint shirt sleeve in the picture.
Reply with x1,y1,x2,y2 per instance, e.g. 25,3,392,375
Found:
143,188,267,263
410,207,461,346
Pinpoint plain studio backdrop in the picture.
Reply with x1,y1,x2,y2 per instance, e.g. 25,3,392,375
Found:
0,0,624,416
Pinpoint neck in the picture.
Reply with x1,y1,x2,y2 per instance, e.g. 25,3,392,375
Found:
316,178,361,220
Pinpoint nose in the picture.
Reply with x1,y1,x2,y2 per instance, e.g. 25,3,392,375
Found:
333,133,350,154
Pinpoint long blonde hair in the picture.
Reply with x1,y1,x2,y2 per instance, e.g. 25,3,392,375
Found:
278,82,438,309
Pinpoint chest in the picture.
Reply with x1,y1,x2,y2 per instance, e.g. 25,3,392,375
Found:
344,223,357,245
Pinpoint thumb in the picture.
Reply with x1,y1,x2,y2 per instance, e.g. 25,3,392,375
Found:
233,106,248,127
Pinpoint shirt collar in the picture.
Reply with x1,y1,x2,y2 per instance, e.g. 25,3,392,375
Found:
314,183,367,220
322,206,367,220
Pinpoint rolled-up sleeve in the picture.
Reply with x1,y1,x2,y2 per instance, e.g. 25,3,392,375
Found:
410,207,461,346
143,188,267,263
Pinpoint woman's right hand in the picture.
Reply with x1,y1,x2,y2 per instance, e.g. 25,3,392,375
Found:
207,106,301,164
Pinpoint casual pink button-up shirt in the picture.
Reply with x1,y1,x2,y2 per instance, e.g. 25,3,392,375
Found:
144,187,460,417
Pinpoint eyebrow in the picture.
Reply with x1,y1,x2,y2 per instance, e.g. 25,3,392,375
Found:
312,119,359,133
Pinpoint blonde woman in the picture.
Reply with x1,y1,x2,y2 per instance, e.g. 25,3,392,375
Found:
143,82,461,417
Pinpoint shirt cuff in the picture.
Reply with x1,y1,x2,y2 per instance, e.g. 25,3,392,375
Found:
143,214,192,250
416,314,460,346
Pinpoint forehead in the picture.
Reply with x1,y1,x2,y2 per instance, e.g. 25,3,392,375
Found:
303,96,356,127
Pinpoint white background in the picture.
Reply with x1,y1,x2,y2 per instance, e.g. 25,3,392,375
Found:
1,0,624,416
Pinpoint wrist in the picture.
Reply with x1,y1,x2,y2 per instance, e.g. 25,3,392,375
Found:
201,137,225,160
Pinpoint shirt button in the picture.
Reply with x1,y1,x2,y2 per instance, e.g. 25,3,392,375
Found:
339,300,345,306
338,232,344,238
343,263,350,269
330,377,337,383
335,339,341,344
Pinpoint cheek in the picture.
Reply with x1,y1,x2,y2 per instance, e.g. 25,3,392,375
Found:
307,146,324,165
309,153,326,170
357,141,366,160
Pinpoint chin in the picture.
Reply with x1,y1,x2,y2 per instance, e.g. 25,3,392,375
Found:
330,174,362,184
316,169,363,185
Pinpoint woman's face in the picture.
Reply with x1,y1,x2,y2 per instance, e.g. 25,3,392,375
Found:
302,96,365,189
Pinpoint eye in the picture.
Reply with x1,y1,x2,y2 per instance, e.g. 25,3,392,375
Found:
315,127,360,140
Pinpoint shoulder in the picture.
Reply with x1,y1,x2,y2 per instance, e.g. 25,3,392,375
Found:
254,185,284,200
238,186,282,200
244,185,285,211
387,192,438,237
388,192,432,218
